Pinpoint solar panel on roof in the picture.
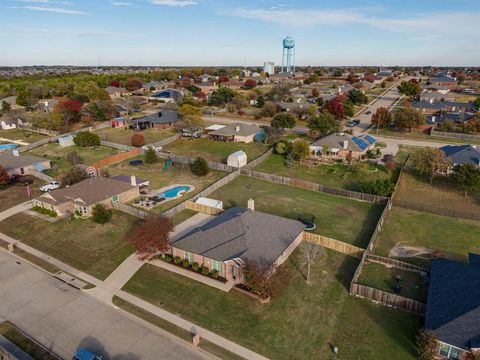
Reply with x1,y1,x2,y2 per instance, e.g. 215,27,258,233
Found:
351,136,369,151
363,135,376,145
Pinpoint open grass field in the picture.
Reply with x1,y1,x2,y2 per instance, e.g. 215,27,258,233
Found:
372,206,480,267
123,249,421,360
254,154,392,191
0,322,58,360
26,142,116,177
163,138,268,163
357,262,428,302
94,126,176,146
107,155,227,213
208,176,383,247
0,178,45,212
0,128,47,143
372,128,480,146
0,211,138,280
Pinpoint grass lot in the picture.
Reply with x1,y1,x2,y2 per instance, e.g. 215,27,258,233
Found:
95,127,176,146
123,249,421,360
208,176,383,247
395,166,480,215
357,263,428,302
106,155,227,213
254,154,392,191
26,142,117,177
373,207,480,267
163,138,268,163
0,178,45,212
372,128,480,146
0,128,47,143
0,322,59,360
112,297,244,360
0,211,138,280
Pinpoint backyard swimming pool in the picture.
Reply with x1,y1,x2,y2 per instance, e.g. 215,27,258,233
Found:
0,144,18,151
158,185,191,199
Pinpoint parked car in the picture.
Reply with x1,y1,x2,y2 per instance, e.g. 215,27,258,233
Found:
39,181,61,192
73,349,102,360
364,111,372,115
347,119,360,127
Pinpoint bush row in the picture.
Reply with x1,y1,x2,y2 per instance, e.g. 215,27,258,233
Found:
163,254,219,278
32,205,58,217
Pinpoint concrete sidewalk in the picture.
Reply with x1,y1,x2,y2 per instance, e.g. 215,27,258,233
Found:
0,201,32,221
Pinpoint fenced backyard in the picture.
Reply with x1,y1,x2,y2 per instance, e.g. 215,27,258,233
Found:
303,232,364,258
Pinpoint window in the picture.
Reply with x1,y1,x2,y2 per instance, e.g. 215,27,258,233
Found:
213,260,222,274
438,343,461,360
185,251,193,262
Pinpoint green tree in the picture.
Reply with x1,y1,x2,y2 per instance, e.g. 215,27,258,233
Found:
256,96,265,108
414,148,451,185
73,131,100,147
348,89,368,105
308,112,339,137
271,113,296,129
474,97,480,110
450,163,480,197
92,203,112,225
371,107,392,129
394,108,424,132
358,179,395,196
289,140,310,161
144,147,158,164
397,81,421,97
275,141,287,155
191,157,209,176
343,101,355,117
1,100,11,112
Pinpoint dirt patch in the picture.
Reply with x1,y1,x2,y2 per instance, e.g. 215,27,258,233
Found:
390,244,434,259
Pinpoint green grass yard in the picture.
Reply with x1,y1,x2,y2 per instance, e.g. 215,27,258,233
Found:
106,155,227,213
169,209,197,226
95,126,176,146
0,178,45,212
254,154,392,191
372,128,480,146
163,138,268,163
0,211,138,280
208,175,383,247
26,142,116,177
357,262,428,302
373,206,480,267
123,249,421,360
0,128,47,143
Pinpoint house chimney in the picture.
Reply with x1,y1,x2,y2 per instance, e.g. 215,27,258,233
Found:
235,125,240,132
342,140,349,150
247,199,254,211
12,149,19,157
130,175,137,186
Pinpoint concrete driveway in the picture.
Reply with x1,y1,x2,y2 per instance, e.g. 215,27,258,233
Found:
0,250,212,360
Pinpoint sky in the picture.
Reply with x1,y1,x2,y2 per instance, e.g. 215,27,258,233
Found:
0,0,479,67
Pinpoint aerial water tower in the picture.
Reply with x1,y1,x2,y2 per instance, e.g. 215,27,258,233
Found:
281,36,295,74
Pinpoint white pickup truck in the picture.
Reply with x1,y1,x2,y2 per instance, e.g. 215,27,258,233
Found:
39,181,61,192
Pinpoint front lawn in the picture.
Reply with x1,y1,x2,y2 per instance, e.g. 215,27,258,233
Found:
373,206,480,267
0,211,138,280
26,142,116,177
208,175,383,247
123,249,421,360
254,154,392,191
0,128,47,143
106,155,227,213
372,128,480,146
163,138,268,163
0,178,45,212
95,127,176,146
357,262,428,302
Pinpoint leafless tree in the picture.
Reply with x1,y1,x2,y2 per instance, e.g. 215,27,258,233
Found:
300,242,324,284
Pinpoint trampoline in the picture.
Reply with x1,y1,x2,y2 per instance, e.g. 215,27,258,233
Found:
129,159,144,166
298,213,316,231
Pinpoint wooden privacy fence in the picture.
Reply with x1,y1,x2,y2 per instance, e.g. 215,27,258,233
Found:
350,283,426,314
91,148,141,169
150,134,179,148
240,169,389,204
393,200,480,221
244,148,274,169
365,254,428,273
185,201,223,215
100,140,136,151
303,232,364,259
430,128,480,141
19,137,55,153
113,202,149,219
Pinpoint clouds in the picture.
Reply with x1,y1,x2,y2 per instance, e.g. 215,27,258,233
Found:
16,5,88,14
111,2,132,6
150,0,197,7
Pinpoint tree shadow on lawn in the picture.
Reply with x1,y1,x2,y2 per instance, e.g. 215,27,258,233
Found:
352,203,385,248
334,255,360,291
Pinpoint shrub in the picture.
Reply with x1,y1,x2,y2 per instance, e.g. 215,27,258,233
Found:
91,203,112,224
182,259,190,268
191,157,209,176
32,205,57,217
61,166,88,186
358,179,395,197
164,254,173,262
174,256,181,264
131,133,145,147
192,262,200,271
212,269,219,279
202,267,210,276
73,131,100,147
416,329,437,360
144,147,158,164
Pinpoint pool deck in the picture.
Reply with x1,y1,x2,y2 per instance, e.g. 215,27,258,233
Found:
134,183,195,209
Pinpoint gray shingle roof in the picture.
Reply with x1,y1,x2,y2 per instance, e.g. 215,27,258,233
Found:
425,254,480,350
441,145,480,166
170,207,304,265
0,152,48,171
209,123,259,137
130,111,179,125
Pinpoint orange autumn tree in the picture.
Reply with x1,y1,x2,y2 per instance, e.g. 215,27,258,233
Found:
129,215,174,260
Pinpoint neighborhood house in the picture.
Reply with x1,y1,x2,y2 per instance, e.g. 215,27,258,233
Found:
309,133,376,160
0,151,51,176
169,205,305,284
129,111,179,130
208,123,260,143
33,176,140,217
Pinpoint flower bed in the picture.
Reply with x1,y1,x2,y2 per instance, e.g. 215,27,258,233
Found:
159,254,227,283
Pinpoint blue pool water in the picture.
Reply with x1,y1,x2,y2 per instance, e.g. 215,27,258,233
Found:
159,186,191,199
0,144,18,151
